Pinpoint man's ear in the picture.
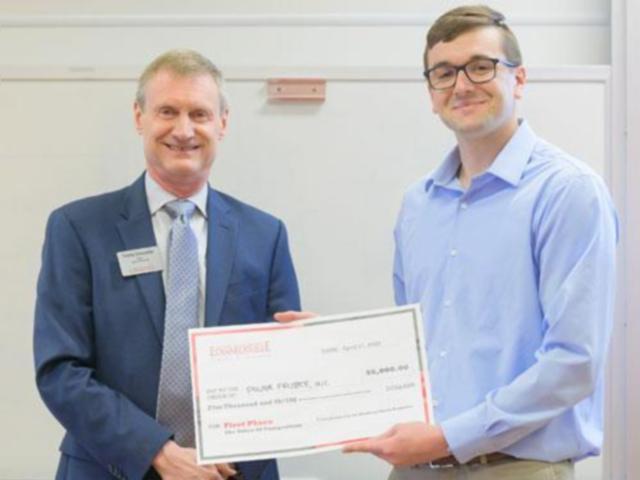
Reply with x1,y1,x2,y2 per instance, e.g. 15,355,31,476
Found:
218,108,230,140
513,66,527,100
426,83,439,114
133,102,143,134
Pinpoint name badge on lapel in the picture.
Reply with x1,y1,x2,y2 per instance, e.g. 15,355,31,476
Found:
117,246,163,277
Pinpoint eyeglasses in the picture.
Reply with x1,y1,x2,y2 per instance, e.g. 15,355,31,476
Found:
424,57,519,90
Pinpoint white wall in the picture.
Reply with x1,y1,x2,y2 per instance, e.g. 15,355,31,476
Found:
0,0,610,68
0,1,616,479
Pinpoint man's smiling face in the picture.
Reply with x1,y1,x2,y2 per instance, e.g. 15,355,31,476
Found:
134,69,228,191
427,27,525,140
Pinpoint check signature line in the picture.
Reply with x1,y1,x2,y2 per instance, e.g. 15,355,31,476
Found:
298,389,371,402
316,405,414,422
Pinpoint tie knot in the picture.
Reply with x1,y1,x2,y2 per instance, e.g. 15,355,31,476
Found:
165,199,197,223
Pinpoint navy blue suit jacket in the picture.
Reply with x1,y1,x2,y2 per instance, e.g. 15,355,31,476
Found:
34,175,300,480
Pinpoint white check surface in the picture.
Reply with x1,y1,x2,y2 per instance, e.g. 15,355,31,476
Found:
189,305,432,464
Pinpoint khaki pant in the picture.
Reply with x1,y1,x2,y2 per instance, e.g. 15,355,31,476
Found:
389,459,574,480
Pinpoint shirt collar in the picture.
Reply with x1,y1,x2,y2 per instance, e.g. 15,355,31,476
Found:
428,147,461,190
425,119,537,191
485,120,537,187
144,172,209,218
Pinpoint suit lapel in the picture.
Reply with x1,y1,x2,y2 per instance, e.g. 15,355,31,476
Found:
205,189,238,327
116,174,165,345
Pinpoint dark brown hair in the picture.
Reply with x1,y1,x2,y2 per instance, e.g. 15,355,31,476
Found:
424,5,522,69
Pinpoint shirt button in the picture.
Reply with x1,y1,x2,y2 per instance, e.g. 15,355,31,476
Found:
460,202,468,210
444,300,452,308
433,399,440,408
440,350,447,358
450,249,458,257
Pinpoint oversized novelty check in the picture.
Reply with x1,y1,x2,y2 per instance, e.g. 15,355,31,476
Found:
189,305,432,464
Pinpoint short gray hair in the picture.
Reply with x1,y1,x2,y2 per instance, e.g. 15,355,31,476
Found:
136,49,228,112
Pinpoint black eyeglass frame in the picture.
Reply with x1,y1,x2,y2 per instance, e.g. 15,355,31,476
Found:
423,57,520,90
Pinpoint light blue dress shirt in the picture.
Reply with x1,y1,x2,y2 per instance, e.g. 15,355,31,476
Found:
393,121,618,463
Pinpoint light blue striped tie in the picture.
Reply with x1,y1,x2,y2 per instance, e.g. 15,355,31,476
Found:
156,199,199,447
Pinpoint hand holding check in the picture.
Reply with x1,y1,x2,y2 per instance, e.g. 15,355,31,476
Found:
343,422,449,466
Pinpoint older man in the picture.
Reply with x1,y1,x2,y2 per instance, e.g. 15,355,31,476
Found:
34,49,300,480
